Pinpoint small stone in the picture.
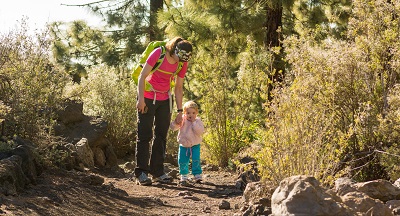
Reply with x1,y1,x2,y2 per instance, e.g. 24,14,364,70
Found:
219,200,231,210
178,191,192,196
203,206,211,213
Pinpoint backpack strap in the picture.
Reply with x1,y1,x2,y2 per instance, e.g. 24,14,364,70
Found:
151,46,166,73
151,46,184,75
156,61,183,75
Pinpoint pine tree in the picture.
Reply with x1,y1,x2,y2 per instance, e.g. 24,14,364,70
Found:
50,0,163,81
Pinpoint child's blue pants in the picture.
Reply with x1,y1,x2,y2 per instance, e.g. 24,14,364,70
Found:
178,144,202,176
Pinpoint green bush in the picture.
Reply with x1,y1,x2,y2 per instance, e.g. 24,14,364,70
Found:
76,66,137,158
0,100,11,125
190,37,269,167
378,85,400,181
256,0,400,186
0,139,16,153
0,23,70,145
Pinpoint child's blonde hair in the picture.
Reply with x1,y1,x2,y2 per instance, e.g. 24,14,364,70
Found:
183,101,199,113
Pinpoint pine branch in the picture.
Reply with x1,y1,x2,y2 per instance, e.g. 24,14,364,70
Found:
61,0,109,7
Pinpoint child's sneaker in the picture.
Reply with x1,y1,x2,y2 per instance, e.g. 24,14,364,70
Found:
179,175,190,186
194,174,202,183
180,175,188,181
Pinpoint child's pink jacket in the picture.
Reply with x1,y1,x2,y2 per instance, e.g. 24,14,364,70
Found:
170,117,205,148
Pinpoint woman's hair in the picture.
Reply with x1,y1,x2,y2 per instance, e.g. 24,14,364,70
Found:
165,37,193,56
183,101,199,113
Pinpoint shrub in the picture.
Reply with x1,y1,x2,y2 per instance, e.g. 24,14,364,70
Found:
75,66,137,157
256,0,400,185
0,22,70,145
191,37,269,167
378,84,400,181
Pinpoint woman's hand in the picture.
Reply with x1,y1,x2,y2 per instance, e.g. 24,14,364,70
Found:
175,112,183,124
136,99,146,114
136,62,152,114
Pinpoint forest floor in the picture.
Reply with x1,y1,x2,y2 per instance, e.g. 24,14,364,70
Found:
0,161,245,216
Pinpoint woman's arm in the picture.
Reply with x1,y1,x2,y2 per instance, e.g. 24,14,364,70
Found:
136,62,152,114
174,76,184,124
170,120,182,131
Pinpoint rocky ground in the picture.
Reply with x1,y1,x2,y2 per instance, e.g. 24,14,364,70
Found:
0,165,245,216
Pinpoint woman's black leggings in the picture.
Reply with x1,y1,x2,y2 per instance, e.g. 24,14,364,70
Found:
135,98,171,178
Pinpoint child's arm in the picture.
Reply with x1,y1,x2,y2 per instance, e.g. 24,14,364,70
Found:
192,118,205,135
170,120,181,131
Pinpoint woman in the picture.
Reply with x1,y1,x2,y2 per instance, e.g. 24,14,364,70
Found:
135,37,193,186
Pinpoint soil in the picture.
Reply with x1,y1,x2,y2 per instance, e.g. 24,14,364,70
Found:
0,163,245,216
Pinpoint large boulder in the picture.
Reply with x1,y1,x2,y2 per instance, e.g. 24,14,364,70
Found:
271,175,353,216
76,138,94,168
341,191,392,216
0,137,43,196
54,100,118,169
354,179,400,202
11,137,42,184
0,155,26,195
56,99,85,125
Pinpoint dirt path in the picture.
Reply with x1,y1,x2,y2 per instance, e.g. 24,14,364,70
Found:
0,167,244,215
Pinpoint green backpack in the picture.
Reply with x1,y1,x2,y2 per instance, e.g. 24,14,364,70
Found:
132,41,184,92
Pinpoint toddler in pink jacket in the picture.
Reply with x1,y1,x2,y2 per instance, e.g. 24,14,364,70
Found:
170,101,205,184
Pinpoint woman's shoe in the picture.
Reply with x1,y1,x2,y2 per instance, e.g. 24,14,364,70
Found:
136,172,152,186
153,173,173,183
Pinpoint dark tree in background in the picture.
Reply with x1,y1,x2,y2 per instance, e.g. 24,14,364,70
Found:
150,0,163,41
50,0,351,82
51,0,164,81
264,1,283,100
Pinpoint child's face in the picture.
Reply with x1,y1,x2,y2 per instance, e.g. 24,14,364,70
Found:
184,107,197,122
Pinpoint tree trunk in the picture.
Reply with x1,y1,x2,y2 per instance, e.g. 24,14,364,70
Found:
149,0,163,41
265,5,282,48
264,3,284,100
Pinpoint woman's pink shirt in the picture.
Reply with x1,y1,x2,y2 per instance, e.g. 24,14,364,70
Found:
144,48,188,101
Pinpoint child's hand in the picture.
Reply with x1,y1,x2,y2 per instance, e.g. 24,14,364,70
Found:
174,118,183,127
175,112,183,125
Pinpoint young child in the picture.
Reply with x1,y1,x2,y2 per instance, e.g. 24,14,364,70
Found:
170,101,205,184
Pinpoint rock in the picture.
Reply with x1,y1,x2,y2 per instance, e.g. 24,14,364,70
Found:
11,138,42,184
122,161,135,173
236,161,260,191
334,177,357,196
168,169,179,179
55,115,108,149
183,195,201,201
203,206,211,213
75,138,94,168
386,200,400,212
219,200,231,210
104,144,118,167
271,175,352,216
0,155,26,195
341,191,393,215
202,164,219,171
178,191,192,196
393,207,400,215
354,179,400,202
243,181,273,206
82,174,104,186
165,153,178,166
56,100,84,125
394,178,400,188
93,147,106,167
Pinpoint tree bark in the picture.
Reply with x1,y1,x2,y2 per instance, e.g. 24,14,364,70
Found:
264,3,283,100
149,0,163,41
